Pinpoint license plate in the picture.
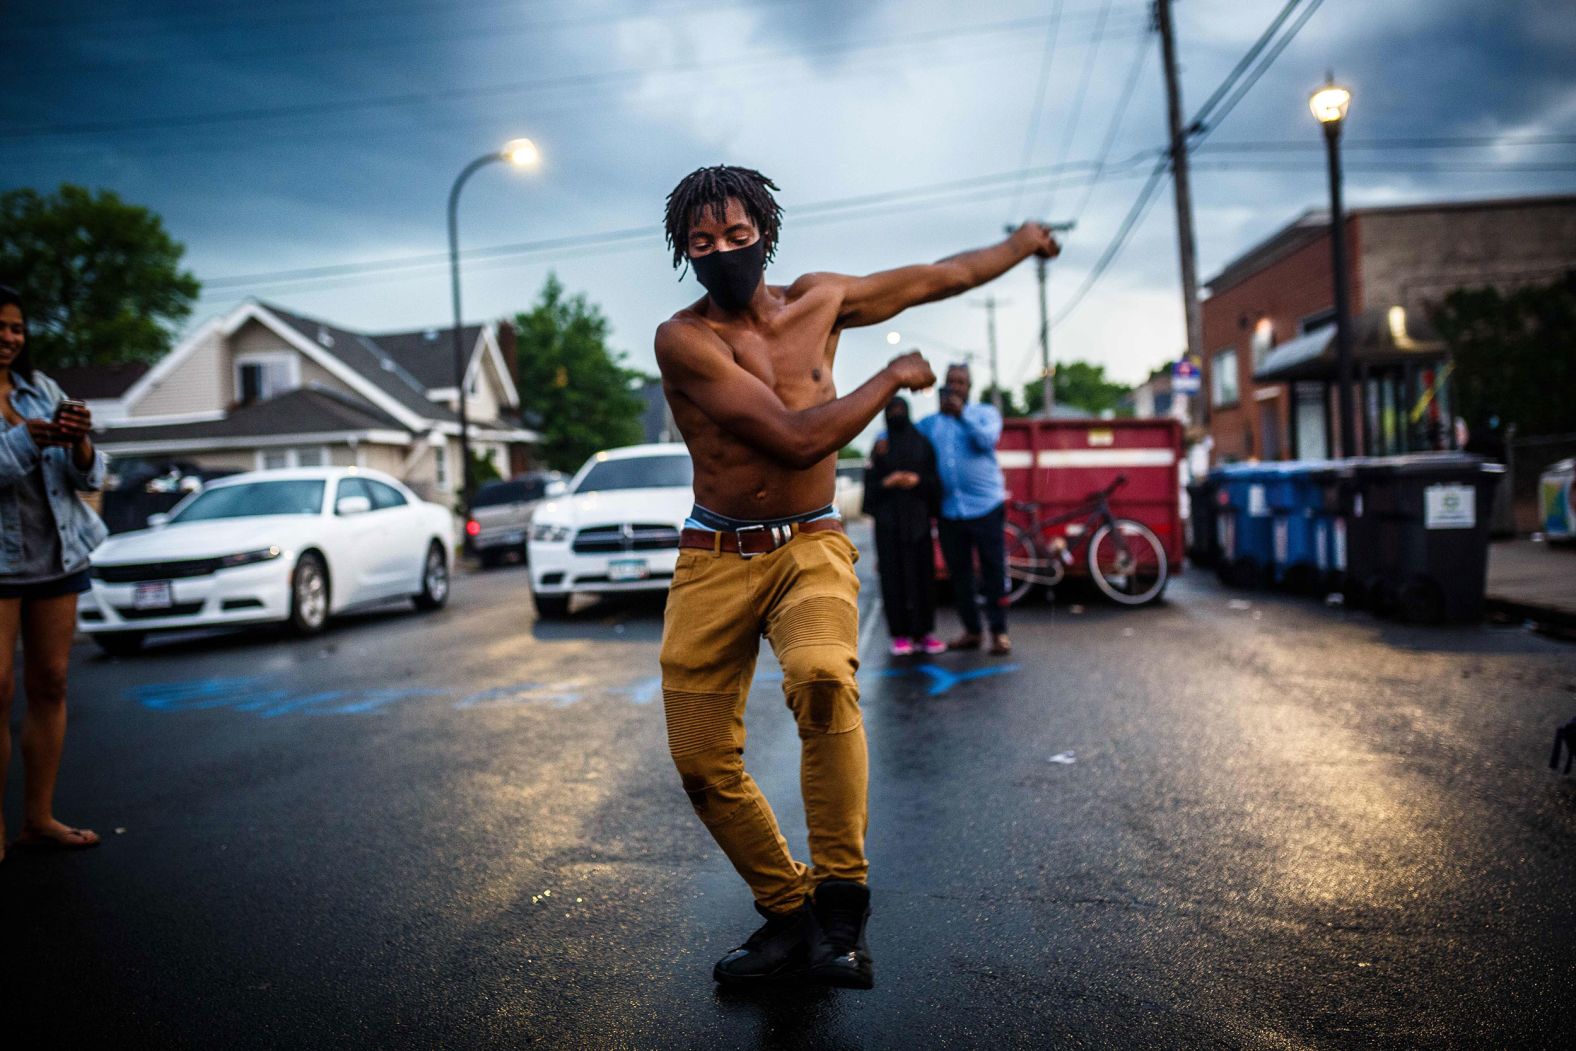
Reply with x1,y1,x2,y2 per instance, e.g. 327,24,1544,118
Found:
133,581,174,610
498,530,525,545
608,558,649,582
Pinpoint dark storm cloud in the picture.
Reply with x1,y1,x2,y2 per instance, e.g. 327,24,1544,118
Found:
1,0,1571,389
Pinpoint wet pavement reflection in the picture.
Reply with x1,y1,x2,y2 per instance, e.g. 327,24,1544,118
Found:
3,537,1574,1048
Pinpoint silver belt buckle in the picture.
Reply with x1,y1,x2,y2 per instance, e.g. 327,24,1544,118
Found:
734,523,792,558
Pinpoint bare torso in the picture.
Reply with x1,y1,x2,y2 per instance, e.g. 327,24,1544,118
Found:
662,280,845,520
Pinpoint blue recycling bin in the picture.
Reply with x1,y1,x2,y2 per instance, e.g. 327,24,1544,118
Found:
1213,463,1274,588
1265,462,1326,591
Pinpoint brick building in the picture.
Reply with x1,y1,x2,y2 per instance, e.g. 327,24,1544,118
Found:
1201,193,1576,463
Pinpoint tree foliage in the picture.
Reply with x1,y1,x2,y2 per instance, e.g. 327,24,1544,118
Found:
513,273,648,472
1432,271,1576,438
0,185,200,368
1014,360,1131,417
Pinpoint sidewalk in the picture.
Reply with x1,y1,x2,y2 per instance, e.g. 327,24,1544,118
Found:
1486,537,1576,627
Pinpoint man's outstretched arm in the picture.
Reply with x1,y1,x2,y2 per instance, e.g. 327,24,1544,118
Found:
655,321,935,470
811,222,1061,330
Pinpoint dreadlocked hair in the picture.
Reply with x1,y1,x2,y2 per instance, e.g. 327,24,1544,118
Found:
663,165,783,270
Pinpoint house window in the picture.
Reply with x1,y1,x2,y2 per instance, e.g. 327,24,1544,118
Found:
1250,318,1275,369
1211,348,1240,408
236,354,298,403
434,446,449,492
257,446,329,471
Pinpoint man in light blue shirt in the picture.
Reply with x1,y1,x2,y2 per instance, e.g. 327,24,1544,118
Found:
916,363,1011,654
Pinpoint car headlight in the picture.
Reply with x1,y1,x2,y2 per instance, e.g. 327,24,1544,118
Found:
531,523,570,543
218,546,283,570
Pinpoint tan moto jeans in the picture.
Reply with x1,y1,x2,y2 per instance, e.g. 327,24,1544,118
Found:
659,527,868,914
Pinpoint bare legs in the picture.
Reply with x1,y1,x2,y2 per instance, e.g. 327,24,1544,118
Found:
2,592,98,855
0,598,17,862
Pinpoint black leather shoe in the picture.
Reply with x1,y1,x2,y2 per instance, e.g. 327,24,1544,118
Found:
713,902,811,985
805,880,874,989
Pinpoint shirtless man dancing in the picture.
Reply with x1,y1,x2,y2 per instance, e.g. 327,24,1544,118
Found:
655,165,1058,988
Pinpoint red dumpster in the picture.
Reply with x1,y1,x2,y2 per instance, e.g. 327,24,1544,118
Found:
996,418,1185,576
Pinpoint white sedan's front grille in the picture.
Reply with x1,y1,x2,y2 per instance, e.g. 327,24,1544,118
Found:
570,523,682,555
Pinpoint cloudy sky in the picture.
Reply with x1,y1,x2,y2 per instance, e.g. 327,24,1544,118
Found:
6,0,1574,422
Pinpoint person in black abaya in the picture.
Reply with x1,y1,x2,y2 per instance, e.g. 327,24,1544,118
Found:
862,397,945,656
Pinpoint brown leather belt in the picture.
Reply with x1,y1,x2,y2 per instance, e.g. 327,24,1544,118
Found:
680,517,844,557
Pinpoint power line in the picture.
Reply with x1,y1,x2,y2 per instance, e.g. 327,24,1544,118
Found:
47,0,816,70
1186,0,1308,134
1044,0,1117,217
193,165,1163,304
198,155,1162,293
1065,28,1150,222
0,14,1082,142
1050,158,1171,328
1026,0,1322,372
1006,2,1067,220
23,0,551,31
1198,134,1576,152
16,27,1106,162
1194,159,1576,173
197,154,1159,291
1193,0,1325,137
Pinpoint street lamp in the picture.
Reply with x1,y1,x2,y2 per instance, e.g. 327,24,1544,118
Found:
1310,78,1357,457
447,137,540,508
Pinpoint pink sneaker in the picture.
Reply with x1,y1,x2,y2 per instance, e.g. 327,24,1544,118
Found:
920,634,947,655
888,637,914,657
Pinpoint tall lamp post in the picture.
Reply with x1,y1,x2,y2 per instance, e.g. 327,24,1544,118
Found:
448,137,540,508
1310,80,1356,458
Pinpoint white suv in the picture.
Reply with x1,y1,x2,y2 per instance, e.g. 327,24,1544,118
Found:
526,443,693,618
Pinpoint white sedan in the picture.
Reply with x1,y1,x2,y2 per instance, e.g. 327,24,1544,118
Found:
526,443,694,618
79,467,454,655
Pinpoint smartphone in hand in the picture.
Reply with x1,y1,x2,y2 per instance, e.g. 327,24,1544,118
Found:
53,398,88,444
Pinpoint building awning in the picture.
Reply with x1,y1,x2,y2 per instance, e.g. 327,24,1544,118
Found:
1254,307,1448,383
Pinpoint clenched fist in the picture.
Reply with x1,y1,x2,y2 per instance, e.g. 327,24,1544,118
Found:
1011,221,1061,260
885,350,936,392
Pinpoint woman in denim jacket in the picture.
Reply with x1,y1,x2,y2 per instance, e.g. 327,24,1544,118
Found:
0,286,108,861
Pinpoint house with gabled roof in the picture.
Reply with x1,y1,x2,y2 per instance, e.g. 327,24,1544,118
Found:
85,299,536,502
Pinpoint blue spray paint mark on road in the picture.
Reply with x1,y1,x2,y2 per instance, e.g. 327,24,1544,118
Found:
128,676,271,712
911,663,1021,697
127,660,1020,719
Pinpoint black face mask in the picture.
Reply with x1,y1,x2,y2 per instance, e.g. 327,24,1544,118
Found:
886,410,911,432
691,238,766,312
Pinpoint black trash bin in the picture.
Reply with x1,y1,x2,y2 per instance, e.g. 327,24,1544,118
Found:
1186,476,1220,569
1350,453,1504,624
1337,460,1382,608
1306,461,1351,596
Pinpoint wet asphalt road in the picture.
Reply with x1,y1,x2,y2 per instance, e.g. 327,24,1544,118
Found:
4,527,1575,1050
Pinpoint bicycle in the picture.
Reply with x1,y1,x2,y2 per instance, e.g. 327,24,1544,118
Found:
1003,474,1169,606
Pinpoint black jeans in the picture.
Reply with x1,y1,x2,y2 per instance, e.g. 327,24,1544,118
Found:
938,503,1007,635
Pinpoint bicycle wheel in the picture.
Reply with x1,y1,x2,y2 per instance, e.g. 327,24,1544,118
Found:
1088,519,1168,605
1003,521,1044,605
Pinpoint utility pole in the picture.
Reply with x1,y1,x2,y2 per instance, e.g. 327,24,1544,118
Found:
1006,221,1075,418
970,296,1007,412
1037,257,1053,418
1153,0,1207,423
